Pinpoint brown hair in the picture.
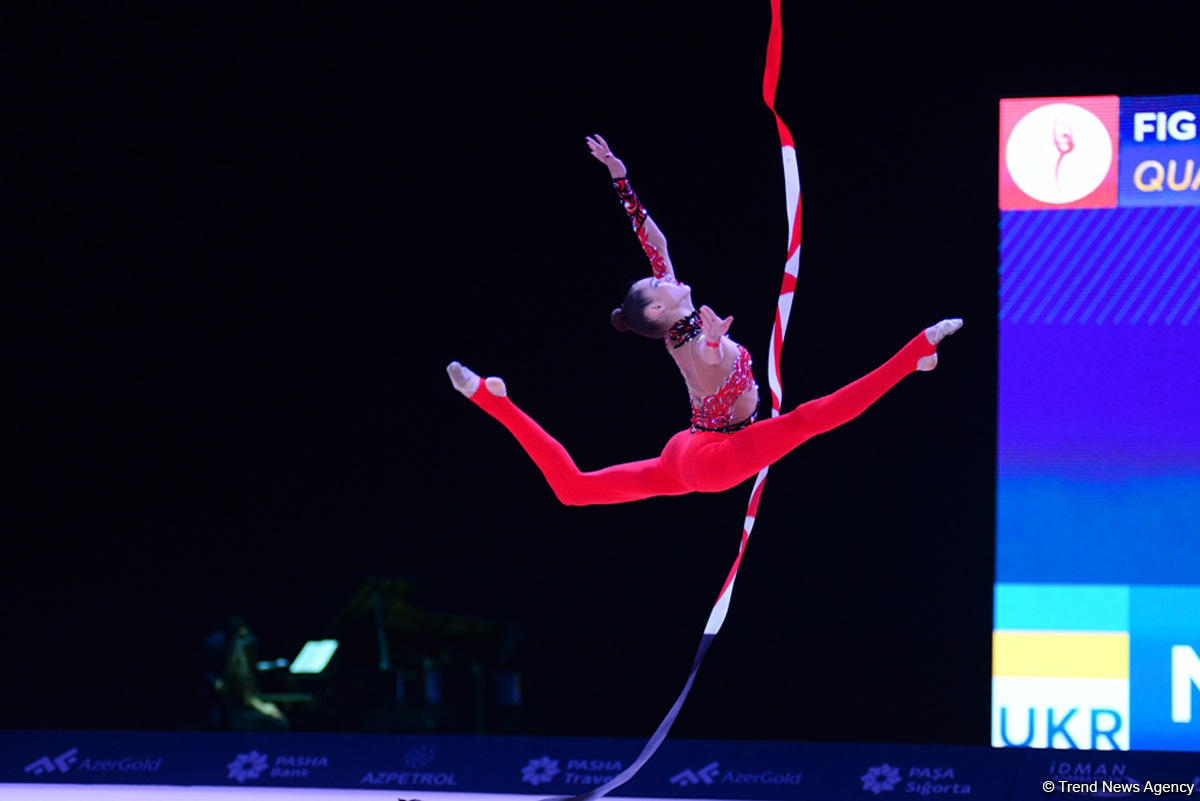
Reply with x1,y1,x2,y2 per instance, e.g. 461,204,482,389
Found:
611,283,667,338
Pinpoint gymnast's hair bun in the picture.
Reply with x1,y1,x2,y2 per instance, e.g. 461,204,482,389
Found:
610,307,631,332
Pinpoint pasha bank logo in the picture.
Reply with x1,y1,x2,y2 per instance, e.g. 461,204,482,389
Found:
1000,96,1119,209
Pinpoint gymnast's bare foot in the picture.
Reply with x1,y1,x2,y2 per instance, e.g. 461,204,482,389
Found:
917,318,963,372
446,362,507,398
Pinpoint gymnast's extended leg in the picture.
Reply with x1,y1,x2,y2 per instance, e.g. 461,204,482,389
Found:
665,320,961,493
448,362,691,506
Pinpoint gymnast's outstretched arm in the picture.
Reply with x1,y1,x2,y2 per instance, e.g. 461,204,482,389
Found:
586,134,676,282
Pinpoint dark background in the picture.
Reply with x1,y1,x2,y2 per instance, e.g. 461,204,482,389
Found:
4,1,1191,745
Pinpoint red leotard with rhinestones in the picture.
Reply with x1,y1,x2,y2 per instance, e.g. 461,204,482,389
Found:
468,330,936,505
690,344,756,432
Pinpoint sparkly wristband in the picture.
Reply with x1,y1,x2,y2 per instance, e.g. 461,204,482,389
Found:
704,338,721,348
612,177,648,230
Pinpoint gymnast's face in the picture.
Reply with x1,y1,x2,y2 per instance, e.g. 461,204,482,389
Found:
634,276,693,324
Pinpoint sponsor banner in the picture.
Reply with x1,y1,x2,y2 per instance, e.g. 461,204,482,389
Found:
639,740,1019,800
4,729,1195,800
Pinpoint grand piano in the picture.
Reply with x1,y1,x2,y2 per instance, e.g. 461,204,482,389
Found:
255,577,522,734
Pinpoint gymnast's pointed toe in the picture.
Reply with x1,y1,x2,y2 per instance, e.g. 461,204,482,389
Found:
447,361,481,397
924,318,963,346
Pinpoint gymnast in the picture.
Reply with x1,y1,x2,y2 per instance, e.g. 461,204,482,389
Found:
447,134,961,506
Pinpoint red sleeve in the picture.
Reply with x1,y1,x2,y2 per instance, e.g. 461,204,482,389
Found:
637,228,671,279
613,177,671,279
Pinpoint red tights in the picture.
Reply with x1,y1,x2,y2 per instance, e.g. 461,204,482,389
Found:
469,330,935,506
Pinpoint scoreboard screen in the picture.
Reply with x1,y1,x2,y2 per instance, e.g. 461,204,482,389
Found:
994,94,1200,751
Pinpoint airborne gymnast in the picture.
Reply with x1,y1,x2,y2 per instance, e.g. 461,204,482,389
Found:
447,135,962,506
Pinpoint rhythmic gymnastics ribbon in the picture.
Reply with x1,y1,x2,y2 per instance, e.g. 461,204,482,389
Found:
557,3,801,799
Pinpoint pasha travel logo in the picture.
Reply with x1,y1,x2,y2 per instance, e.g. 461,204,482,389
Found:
521,756,560,786
519,755,623,788
1000,96,1119,210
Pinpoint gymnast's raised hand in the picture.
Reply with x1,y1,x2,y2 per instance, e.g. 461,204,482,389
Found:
447,135,961,506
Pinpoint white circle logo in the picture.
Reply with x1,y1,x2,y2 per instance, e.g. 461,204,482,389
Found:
1005,103,1112,204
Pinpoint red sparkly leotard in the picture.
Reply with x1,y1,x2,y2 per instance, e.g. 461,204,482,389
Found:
461,176,939,505
665,310,758,432
691,345,757,432
618,177,760,432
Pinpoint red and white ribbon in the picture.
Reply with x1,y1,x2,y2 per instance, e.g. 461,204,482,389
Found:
706,0,800,639
561,3,799,798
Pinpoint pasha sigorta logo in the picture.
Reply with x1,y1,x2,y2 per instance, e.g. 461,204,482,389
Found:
861,763,902,794
1005,103,1113,204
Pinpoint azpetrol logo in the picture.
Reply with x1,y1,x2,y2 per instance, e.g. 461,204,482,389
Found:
860,763,970,796
670,761,802,788
519,755,623,788
25,746,163,778
1119,94,1200,206
992,584,1130,750
226,750,329,782
403,745,436,769
360,744,458,788
1000,96,1119,210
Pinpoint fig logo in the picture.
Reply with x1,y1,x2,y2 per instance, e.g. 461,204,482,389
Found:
1007,104,1111,202
1000,96,1119,210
